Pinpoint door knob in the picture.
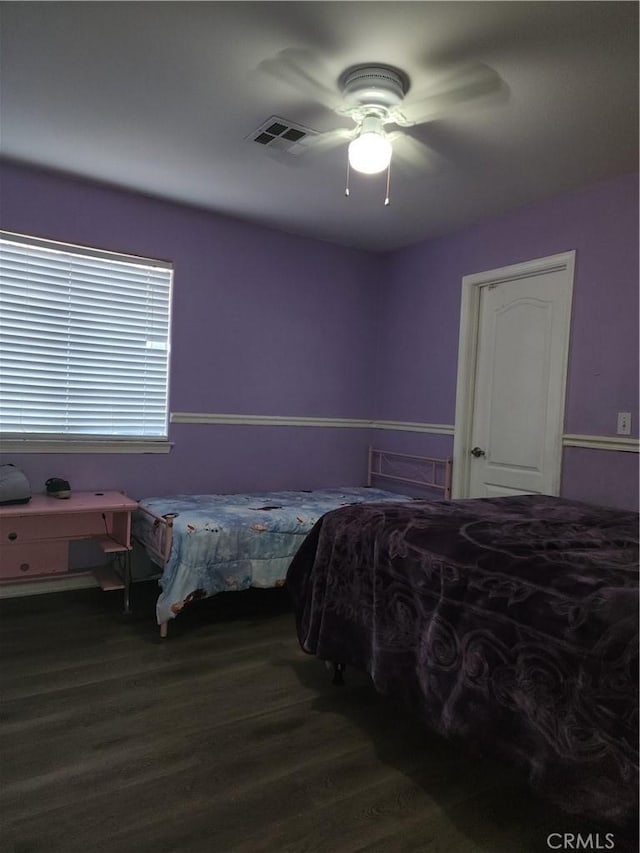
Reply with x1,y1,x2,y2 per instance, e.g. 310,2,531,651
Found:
470,447,486,457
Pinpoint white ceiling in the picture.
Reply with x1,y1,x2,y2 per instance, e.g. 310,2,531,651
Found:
1,2,638,252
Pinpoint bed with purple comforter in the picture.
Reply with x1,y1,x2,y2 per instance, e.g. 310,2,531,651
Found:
286,494,639,827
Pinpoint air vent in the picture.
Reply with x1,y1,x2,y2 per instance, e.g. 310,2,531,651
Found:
246,116,318,156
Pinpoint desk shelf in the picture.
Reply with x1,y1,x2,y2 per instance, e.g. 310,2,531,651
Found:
93,564,125,592
93,535,129,555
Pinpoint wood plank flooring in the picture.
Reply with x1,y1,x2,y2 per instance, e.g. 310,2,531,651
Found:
0,585,634,853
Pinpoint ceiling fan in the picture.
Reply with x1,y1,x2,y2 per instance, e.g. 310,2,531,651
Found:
338,64,411,177
257,51,507,202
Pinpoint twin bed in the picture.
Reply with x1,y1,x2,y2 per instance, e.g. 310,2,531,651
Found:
132,449,451,637
132,450,638,828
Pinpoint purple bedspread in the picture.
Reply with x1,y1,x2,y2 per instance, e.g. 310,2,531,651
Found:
286,495,639,826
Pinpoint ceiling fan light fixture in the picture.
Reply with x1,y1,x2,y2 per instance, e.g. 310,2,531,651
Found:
348,116,392,174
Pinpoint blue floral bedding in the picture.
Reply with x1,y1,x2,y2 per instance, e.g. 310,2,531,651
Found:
133,488,413,626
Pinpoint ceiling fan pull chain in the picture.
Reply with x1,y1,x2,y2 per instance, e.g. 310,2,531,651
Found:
384,162,391,206
344,157,351,197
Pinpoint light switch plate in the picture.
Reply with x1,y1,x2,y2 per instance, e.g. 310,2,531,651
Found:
617,412,632,435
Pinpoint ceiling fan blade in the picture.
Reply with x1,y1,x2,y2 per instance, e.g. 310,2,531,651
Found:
401,122,499,172
391,62,508,127
305,126,355,152
259,127,354,168
389,132,451,174
256,48,343,114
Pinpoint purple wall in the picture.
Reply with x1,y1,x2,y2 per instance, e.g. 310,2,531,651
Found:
0,162,637,509
373,172,639,510
0,162,379,497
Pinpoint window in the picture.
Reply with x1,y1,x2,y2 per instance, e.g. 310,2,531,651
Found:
0,231,173,452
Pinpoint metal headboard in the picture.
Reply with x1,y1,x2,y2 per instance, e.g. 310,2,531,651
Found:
367,447,452,499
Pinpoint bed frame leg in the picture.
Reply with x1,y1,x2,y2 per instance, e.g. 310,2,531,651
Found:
332,662,345,686
159,622,168,639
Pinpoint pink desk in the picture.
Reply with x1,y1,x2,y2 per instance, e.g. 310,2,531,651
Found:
0,491,138,610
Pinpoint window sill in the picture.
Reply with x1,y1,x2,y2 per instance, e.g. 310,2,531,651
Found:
0,437,173,454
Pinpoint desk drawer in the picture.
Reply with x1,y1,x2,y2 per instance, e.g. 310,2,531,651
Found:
0,542,69,578
0,513,106,544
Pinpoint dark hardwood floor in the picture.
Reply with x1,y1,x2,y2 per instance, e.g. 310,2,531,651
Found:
0,584,633,853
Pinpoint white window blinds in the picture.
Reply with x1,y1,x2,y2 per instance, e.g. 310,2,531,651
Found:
0,232,173,440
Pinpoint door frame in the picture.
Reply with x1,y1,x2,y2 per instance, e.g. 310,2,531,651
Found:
451,251,576,499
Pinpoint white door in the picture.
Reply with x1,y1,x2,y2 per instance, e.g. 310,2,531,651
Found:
453,253,575,499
